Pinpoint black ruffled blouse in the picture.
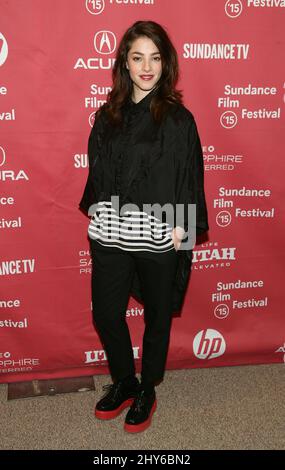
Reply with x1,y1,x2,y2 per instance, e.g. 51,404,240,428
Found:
79,86,209,247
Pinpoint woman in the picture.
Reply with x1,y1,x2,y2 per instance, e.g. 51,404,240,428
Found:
79,20,209,433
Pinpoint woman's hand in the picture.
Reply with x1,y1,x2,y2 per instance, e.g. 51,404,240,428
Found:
171,226,185,252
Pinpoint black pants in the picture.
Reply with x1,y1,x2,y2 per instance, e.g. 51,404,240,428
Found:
90,241,179,385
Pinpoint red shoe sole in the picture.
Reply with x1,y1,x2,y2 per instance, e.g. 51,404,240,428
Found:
124,399,157,433
95,398,135,420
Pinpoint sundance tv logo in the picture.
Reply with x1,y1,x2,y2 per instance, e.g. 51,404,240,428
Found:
0,33,8,66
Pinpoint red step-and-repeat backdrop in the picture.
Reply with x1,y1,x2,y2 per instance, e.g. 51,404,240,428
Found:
1,0,284,383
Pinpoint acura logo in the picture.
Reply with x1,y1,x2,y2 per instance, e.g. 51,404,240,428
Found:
94,31,116,55
0,147,5,167
0,32,8,66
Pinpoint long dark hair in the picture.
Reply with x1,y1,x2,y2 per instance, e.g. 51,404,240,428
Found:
96,20,183,126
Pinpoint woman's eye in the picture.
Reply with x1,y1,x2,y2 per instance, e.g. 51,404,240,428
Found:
132,57,161,62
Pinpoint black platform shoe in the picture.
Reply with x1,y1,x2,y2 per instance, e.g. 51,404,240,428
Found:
124,388,157,433
95,376,140,420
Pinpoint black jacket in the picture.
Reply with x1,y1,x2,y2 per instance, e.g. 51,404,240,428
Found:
79,87,209,313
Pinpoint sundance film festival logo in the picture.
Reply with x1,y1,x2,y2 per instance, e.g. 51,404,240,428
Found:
86,0,105,15
89,111,96,128
225,0,285,18
225,0,243,18
86,0,154,12
0,33,8,66
193,329,226,360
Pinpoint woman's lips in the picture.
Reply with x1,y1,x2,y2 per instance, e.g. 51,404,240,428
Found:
140,75,154,80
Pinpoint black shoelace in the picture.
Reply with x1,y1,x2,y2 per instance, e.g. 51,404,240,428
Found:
101,383,123,401
131,390,151,413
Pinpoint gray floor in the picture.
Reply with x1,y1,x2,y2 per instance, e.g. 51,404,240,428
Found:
1,363,284,450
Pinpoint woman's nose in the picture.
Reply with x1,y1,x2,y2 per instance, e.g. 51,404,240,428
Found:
142,61,151,72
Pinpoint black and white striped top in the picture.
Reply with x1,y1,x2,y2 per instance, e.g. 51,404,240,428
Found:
88,200,175,253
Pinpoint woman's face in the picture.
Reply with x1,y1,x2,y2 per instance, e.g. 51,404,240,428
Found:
126,36,162,99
